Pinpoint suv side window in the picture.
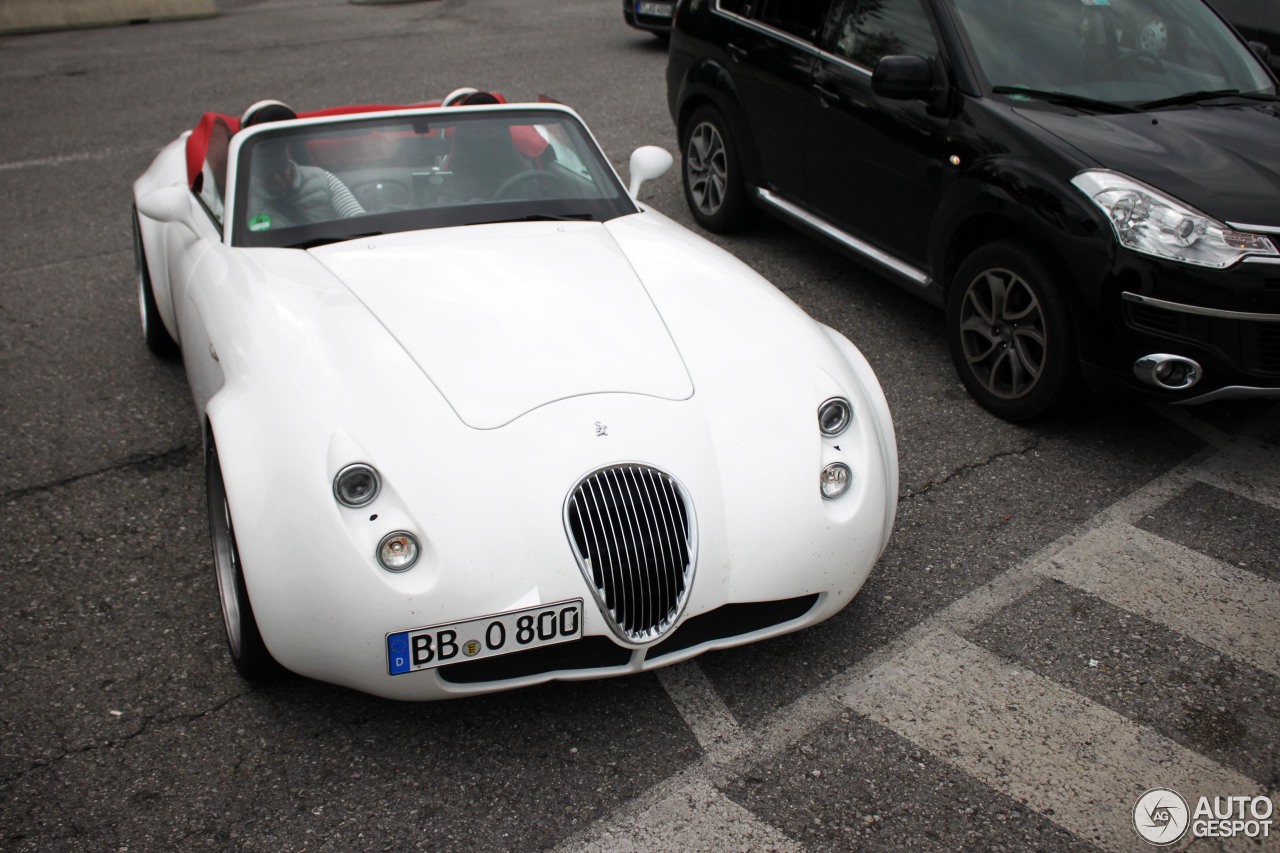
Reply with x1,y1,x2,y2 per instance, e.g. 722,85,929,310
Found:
748,0,830,42
829,0,938,67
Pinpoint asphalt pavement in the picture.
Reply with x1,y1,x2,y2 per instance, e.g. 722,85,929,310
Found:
1,1,1277,851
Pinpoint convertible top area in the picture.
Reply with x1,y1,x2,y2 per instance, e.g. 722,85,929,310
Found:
186,102,436,190
179,96,637,248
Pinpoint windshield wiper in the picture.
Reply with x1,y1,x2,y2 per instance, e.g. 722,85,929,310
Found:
466,213,594,226
992,86,1136,114
1136,89,1279,110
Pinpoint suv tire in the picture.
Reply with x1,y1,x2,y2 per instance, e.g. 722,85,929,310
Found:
947,241,1080,421
680,104,756,233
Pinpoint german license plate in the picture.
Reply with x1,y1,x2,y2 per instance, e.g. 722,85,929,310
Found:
637,2,674,17
387,599,583,675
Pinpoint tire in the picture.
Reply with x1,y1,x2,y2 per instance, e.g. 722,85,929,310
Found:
132,205,178,358
680,104,757,233
946,241,1082,421
207,441,285,683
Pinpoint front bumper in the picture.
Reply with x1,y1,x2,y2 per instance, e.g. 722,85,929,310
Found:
1082,255,1280,402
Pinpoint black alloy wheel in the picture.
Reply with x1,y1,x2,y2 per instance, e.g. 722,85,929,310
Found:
680,104,756,233
947,241,1081,421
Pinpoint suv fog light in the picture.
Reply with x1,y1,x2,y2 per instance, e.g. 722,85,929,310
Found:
1133,354,1201,390
378,531,420,571
820,463,851,499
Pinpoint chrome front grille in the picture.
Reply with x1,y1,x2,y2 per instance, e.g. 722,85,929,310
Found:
564,464,696,643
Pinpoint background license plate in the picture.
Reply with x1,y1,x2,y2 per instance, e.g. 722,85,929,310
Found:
387,599,583,675
637,2,674,17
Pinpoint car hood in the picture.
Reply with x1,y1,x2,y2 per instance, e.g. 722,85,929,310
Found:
1018,102,1280,224
308,221,693,429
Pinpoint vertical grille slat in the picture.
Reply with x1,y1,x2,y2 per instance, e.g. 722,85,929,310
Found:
564,464,697,643
630,467,665,628
604,468,638,631
621,466,657,630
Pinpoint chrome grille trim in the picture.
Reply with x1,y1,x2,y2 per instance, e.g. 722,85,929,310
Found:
564,463,697,644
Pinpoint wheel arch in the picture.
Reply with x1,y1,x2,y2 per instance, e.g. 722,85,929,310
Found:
674,60,762,190
931,163,1112,351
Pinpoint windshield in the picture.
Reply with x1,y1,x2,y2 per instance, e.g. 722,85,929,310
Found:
230,109,636,248
952,0,1275,107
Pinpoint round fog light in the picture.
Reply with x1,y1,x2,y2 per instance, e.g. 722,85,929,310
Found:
378,531,419,572
334,463,380,508
820,463,851,499
818,397,851,437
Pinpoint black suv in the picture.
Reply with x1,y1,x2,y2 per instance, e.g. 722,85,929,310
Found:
667,0,1280,420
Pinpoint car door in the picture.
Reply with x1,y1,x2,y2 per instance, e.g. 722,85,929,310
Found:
718,0,832,200
805,0,950,269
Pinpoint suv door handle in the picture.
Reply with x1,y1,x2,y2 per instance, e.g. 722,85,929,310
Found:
727,43,748,62
813,84,839,106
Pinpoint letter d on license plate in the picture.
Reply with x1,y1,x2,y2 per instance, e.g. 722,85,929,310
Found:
387,599,583,675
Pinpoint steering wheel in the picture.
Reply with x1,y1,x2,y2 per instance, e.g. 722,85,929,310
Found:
1102,49,1165,75
493,169,570,201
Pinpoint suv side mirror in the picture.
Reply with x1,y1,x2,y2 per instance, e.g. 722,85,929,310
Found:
1248,41,1271,64
872,55,933,101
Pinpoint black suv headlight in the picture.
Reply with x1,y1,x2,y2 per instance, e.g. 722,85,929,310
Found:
1072,169,1277,269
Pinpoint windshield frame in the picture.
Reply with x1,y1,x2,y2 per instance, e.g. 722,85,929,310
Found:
225,105,638,248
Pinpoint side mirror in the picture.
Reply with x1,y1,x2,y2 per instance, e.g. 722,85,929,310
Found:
627,146,674,197
872,55,933,101
137,184,193,223
1248,40,1271,64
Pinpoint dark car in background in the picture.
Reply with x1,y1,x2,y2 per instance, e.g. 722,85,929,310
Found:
623,0,675,39
667,0,1280,421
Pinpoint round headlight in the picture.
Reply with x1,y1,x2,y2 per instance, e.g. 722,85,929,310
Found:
818,397,851,437
378,531,420,572
820,463,851,500
334,463,380,508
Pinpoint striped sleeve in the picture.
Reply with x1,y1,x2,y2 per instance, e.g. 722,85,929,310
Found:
325,171,366,218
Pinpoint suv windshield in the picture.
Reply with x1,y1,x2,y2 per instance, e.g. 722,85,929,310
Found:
230,109,635,248
951,0,1274,107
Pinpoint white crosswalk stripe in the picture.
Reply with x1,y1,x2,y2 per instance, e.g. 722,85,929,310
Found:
843,630,1273,853
565,778,804,853
1042,523,1280,678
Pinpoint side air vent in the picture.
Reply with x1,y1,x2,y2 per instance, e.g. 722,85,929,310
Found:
564,464,697,644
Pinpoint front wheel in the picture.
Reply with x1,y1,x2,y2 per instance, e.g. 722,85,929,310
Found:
946,241,1081,421
207,441,284,682
679,104,757,233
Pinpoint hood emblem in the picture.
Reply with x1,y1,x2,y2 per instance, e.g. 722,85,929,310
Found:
594,421,608,437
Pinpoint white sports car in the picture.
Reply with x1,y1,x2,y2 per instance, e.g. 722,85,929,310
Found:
132,93,898,700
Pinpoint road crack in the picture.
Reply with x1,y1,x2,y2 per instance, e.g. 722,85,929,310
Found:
901,436,1043,500
2,444,199,503
3,689,256,786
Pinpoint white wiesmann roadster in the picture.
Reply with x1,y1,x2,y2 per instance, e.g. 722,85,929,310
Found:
132,93,898,700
